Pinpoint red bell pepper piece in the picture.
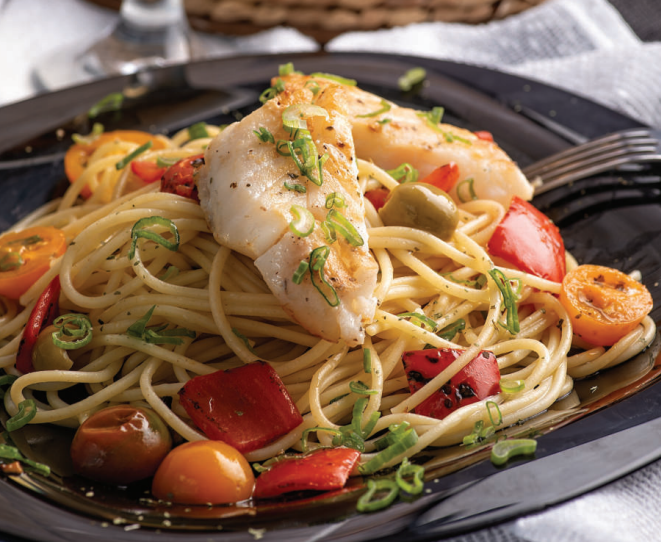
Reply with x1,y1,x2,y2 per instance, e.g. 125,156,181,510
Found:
15,276,61,374
402,348,500,420
419,162,460,193
487,196,566,283
474,131,494,142
178,361,303,454
253,447,361,499
364,187,389,211
130,160,167,183
160,154,204,202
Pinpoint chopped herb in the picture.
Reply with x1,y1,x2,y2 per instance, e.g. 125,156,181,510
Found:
232,328,256,354
398,311,438,331
437,318,465,341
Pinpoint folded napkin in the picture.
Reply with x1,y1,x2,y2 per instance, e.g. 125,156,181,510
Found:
327,0,661,127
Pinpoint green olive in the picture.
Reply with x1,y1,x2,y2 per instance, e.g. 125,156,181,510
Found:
378,182,459,240
31,325,73,371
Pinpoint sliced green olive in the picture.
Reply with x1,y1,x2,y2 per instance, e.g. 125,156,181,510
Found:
31,325,73,371
378,182,459,240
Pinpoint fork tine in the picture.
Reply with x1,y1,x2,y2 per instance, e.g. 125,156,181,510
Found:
533,153,661,195
522,129,655,176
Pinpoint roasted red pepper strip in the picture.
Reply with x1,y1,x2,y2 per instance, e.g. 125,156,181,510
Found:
364,187,389,211
130,160,167,184
487,196,566,283
15,276,61,374
160,154,204,202
474,131,494,142
178,361,303,454
403,348,500,420
418,162,460,193
253,447,361,499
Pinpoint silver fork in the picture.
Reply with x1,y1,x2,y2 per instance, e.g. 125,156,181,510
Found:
524,128,661,195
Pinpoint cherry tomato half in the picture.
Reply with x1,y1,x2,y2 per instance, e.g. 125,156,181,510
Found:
0,226,67,300
160,154,204,202
64,130,167,197
152,441,254,505
70,405,172,485
560,264,653,346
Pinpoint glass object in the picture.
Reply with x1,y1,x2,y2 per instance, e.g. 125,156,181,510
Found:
34,0,192,91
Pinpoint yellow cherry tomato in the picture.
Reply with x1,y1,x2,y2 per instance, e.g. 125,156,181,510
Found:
0,226,67,299
152,441,254,504
560,264,653,346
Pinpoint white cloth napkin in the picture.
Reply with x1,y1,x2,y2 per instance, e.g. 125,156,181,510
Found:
327,0,661,127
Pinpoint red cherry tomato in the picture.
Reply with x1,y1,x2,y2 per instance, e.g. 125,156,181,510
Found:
474,131,494,142
364,187,389,211
418,162,460,193
152,441,254,504
70,405,172,485
160,154,204,201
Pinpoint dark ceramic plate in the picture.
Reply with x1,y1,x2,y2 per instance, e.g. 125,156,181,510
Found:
0,52,660,542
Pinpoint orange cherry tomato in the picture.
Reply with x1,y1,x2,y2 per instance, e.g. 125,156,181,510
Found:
130,160,167,183
152,441,254,504
560,264,653,346
64,130,167,197
0,227,67,300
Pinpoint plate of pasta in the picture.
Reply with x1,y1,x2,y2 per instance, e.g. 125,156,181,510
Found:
0,53,660,542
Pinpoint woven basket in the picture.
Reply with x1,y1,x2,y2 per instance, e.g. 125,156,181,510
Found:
90,0,548,44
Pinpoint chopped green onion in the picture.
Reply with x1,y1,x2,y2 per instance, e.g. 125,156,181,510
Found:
386,163,418,183
398,311,438,331
156,156,178,168
395,458,425,494
282,133,326,186
288,204,315,238
88,92,124,118
259,78,286,104
144,327,195,345
115,141,152,170
488,268,520,334
8,235,43,247
188,122,209,141
292,261,309,284
359,425,418,475
304,80,321,95
330,393,349,404
0,252,23,272
279,62,301,76
309,72,357,86
462,419,495,448
500,379,525,394
377,118,392,125
490,438,537,466
52,314,93,350
357,99,392,118
363,348,372,374
300,427,342,453
374,421,411,451
128,216,180,260
325,209,364,246
6,399,36,432
284,180,307,193
437,318,465,341
456,177,478,203
159,265,180,282
253,127,274,143
325,192,346,209
486,401,503,427
0,444,50,476
441,272,487,289
309,246,340,307
398,67,427,92
232,328,256,354
71,122,104,144
320,220,337,245
349,380,378,396
356,479,399,513
417,106,445,131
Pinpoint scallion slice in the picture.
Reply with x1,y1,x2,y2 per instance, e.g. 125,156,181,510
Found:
52,314,93,350
0,443,50,476
259,78,286,104
386,163,418,183
349,380,378,396
282,104,329,133
115,141,152,170
395,458,425,494
6,399,37,432
486,400,503,427
279,62,301,76
500,379,525,394
356,479,399,513
357,99,392,118
156,156,178,168
310,72,357,86
363,348,372,374
288,204,315,238
304,80,321,95
300,426,342,453
71,122,104,144
456,177,478,203
128,216,180,260
309,246,340,307
188,122,209,141
253,127,274,143
284,180,307,193
325,192,346,209
359,425,418,475
490,438,537,466
398,67,427,92
437,318,465,341
488,268,520,334
325,209,364,246
88,92,123,118
292,261,309,284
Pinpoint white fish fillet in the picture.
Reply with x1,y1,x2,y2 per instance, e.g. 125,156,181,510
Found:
280,74,533,206
198,84,379,346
